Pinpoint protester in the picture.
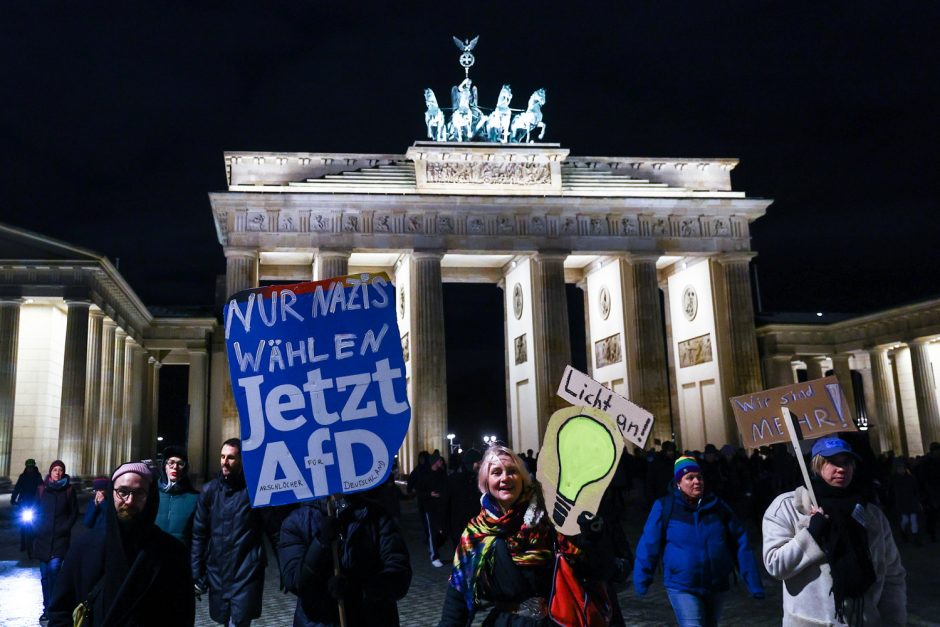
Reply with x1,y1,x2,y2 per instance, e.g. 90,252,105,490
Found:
155,445,199,546
82,477,110,530
415,451,448,567
887,459,921,543
437,445,611,626
33,460,79,622
763,436,906,625
192,438,267,627
278,490,412,626
920,442,940,542
442,448,483,547
48,462,195,626
634,455,764,626
10,457,43,557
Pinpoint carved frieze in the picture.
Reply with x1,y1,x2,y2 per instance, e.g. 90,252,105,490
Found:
405,216,424,234
374,215,392,233
311,214,329,232
425,162,551,186
342,215,360,233
529,216,547,235
679,217,701,237
497,216,515,234
437,215,455,234
278,215,296,232
246,211,266,232
620,216,638,236
468,216,486,234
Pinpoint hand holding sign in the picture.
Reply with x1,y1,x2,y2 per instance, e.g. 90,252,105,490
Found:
224,273,411,507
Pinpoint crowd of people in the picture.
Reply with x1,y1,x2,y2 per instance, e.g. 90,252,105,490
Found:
8,432,935,626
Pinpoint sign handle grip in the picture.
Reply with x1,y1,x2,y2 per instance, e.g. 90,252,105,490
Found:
327,496,348,627
781,407,818,509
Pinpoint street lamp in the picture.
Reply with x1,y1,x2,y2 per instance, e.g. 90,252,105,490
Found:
157,436,164,442
446,433,456,453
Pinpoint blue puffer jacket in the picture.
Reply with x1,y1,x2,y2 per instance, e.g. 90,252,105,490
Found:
633,488,764,598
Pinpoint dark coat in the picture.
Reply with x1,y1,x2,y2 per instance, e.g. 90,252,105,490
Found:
633,488,764,598
443,470,481,545
279,496,411,627
155,480,199,546
83,500,107,530
11,466,43,506
191,471,266,624
48,481,195,627
33,475,78,561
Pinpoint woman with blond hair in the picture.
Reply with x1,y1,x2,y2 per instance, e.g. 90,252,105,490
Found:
437,444,612,627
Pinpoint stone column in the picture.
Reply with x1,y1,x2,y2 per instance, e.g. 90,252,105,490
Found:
409,251,448,454
95,320,116,475
314,249,351,281
145,358,161,460
128,344,146,460
0,298,23,478
57,299,91,473
910,338,940,449
762,354,795,388
830,353,858,422
714,253,763,398
224,248,259,300
531,252,571,437
869,346,900,454
224,248,258,442
621,255,670,443
805,355,827,381
188,349,209,479
81,310,104,472
108,329,127,469
120,339,138,461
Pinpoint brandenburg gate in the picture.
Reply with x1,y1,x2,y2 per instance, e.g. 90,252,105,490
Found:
209,141,771,470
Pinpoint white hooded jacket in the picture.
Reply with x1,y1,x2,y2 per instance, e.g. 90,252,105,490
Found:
762,486,906,626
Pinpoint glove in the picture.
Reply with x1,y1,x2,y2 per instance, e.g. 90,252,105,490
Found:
327,574,360,601
318,516,341,545
807,513,830,543
576,511,604,541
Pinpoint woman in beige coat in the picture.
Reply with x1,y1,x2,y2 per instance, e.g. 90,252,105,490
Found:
762,436,906,626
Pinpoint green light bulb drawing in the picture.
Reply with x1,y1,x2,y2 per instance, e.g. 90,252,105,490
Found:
552,414,617,527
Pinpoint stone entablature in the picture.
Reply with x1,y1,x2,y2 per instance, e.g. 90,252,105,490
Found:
758,298,940,355
209,192,767,253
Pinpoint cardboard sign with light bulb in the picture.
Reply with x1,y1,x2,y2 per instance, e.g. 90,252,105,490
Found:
537,406,624,536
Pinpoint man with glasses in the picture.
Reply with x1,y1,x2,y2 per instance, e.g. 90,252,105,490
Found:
155,445,199,546
48,462,195,626
192,439,267,627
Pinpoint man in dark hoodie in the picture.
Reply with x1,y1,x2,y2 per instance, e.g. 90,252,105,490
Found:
192,438,267,626
33,460,78,622
48,462,195,626
154,444,199,546
10,458,43,557
278,490,412,626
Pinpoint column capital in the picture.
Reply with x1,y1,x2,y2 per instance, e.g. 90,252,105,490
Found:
316,248,351,259
114,327,128,339
714,251,758,265
908,336,938,348
532,250,570,263
621,252,661,265
88,308,105,319
63,298,92,307
410,249,445,261
0,296,24,305
224,247,259,260
102,318,117,329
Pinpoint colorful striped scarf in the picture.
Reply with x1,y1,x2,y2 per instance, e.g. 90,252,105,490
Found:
449,486,576,610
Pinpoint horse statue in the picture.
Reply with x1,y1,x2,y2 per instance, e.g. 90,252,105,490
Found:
449,77,481,142
423,88,446,141
478,84,513,143
510,88,547,143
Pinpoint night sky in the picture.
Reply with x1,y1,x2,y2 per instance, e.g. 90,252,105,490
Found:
2,3,938,445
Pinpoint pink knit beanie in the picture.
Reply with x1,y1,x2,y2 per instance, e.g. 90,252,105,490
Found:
111,462,153,485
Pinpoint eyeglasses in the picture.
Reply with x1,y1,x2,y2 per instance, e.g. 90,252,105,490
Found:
165,459,187,469
114,488,148,501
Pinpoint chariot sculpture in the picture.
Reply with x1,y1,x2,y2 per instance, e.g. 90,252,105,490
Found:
422,36,547,143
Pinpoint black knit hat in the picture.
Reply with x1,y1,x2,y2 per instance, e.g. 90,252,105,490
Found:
162,445,189,462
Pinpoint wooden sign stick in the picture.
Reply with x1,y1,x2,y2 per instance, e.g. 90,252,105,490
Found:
780,407,818,509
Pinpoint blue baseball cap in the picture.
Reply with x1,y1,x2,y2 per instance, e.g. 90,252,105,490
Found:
811,436,860,460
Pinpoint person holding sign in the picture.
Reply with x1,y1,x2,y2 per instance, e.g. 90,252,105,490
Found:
437,445,612,627
278,490,412,626
762,436,907,626
634,456,765,627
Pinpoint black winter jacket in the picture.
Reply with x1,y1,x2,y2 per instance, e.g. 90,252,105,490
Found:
33,476,78,561
191,471,266,625
279,496,412,627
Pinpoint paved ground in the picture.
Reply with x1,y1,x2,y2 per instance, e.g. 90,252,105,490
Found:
1,490,938,626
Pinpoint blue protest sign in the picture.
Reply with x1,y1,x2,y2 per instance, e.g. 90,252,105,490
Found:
223,273,411,507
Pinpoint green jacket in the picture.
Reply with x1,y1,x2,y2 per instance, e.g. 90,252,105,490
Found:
155,482,199,546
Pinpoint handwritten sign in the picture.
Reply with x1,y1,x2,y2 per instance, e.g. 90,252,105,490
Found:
537,406,624,536
730,375,856,448
556,365,654,448
223,273,411,507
